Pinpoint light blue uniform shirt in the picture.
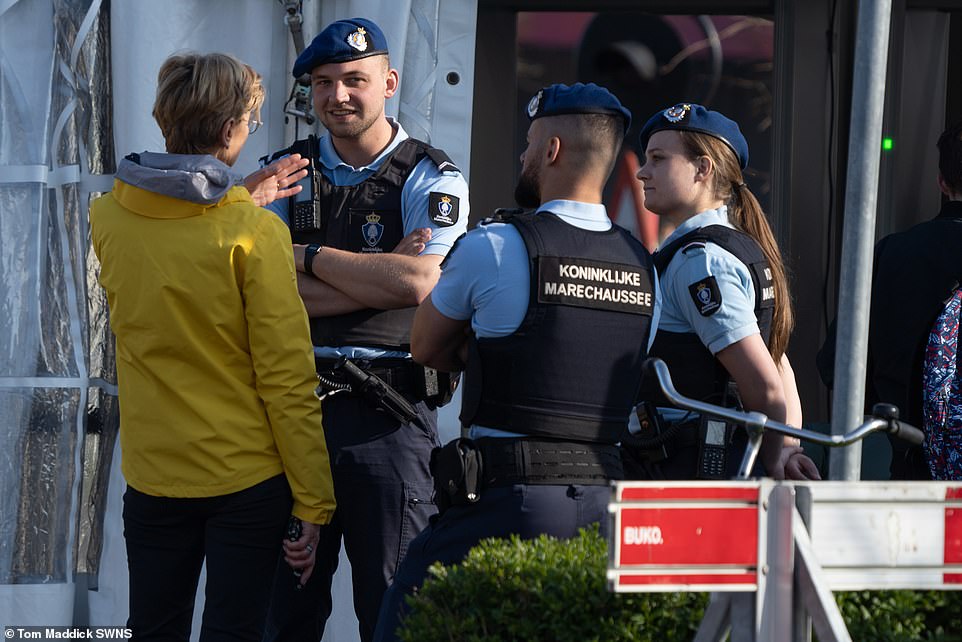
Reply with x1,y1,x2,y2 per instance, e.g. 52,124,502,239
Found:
431,199,662,438
267,119,470,360
654,205,759,424
656,206,758,353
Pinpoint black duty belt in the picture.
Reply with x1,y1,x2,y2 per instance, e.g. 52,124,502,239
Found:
315,357,418,395
475,438,623,487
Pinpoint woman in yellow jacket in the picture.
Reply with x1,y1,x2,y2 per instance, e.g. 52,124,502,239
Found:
90,53,335,641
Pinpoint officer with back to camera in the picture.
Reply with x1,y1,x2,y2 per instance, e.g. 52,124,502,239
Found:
372,82,662,641
261,17,469,642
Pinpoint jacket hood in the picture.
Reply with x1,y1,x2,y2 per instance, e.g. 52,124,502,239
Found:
115,152,243,205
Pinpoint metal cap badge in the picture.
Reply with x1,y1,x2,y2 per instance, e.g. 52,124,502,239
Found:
292,18,389,78
524,83,631,132
639,103,750,170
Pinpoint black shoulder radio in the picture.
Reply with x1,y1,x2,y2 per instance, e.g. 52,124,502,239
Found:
290,135,322,233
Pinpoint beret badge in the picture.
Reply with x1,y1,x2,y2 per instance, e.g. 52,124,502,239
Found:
346,26,368,52
663,103,691,123
527,90,543,118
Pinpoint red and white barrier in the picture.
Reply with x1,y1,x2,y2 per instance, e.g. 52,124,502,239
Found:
608,481,962,641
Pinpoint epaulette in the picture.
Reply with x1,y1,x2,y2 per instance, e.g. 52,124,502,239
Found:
680,241,707,254
479,207,525,226
423,147,460,174
259,135,318,167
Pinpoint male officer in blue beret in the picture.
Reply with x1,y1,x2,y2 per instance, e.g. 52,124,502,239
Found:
372,83,662,641
262,17,469,642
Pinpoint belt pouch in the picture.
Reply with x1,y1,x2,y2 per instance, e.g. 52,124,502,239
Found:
429,438,483,514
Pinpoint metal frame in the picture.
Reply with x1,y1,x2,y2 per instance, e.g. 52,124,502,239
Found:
610,360,948,640
689,486,853,642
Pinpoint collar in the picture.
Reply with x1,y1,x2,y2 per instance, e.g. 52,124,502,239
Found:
936,199,962,221
318,117,408,171
536,199,611,231
659,205,731,249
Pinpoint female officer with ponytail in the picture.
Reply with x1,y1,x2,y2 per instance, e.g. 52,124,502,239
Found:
634,103,820,481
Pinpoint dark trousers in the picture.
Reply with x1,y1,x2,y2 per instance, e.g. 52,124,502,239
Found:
123,474,292,642
371,482,611,642
264,393,439,642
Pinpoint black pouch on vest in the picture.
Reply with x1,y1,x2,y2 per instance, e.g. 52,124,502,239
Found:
416,366,461,409
429,438,482,514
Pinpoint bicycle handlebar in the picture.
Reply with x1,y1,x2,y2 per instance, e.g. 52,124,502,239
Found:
642,358,924,448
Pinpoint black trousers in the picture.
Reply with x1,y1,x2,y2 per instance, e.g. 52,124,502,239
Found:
263,393,438,642
123,474,292,642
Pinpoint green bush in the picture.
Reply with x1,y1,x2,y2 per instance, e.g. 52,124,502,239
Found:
398,525,707,642
399,526,962,642
835,590,962,642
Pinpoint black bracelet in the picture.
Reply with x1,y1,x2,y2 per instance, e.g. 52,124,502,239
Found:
303,244,322,275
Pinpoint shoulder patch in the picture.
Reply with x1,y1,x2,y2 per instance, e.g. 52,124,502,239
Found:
429,192,460,227
688,276,722,316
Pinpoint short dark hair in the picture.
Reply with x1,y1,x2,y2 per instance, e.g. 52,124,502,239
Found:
547,113,624,178
937,120,962,193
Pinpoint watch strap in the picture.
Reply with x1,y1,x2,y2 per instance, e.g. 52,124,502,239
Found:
304,243,322,275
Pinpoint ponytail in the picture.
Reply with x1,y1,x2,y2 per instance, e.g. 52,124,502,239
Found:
728,182,794,361
679,132,794,361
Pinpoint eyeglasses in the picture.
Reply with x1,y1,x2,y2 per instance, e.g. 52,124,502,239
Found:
247,116,263,135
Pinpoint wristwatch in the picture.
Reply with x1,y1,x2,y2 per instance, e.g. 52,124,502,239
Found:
303,243,322,275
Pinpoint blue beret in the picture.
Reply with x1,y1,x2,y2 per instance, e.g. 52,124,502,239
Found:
525,83,631,133
293,18,389,78
638,103,749,170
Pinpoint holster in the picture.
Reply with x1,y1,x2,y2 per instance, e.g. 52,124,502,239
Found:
621,402,677,459
429,438,483,515
415,367,461,409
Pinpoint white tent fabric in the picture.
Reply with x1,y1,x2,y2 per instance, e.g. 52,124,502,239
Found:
1,0,111,627
0,0,476,638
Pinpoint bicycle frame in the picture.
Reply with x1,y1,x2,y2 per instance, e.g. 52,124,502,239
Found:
642,358,924,480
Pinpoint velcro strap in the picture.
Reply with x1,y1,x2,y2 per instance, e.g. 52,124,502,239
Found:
477,438,623,486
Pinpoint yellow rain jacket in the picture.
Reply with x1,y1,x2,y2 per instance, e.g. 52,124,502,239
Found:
90,152,334,524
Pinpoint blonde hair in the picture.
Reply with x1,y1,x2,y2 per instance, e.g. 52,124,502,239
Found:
679,131,794,361
152,52,264,155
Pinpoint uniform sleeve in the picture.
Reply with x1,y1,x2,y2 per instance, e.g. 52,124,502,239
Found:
668,244,758,354
264,195,290,225
431,227,497,321
430,223,529,337
243,214,335,524
401,159,470,257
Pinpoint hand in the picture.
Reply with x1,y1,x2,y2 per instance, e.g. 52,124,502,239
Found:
282,520,321,586
769,445,821,481
783,449,822,481
392,228,432,256
244,153,310,207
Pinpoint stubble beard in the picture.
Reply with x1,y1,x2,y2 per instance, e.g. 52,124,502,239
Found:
320,106,379,141
514,164,541,209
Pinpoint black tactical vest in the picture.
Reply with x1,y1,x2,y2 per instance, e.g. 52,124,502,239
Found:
649,224,775,406
460,211,656,444
281,136,457,349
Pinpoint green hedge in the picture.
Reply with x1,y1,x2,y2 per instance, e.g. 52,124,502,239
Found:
399,526,962,642
833,591,962,642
